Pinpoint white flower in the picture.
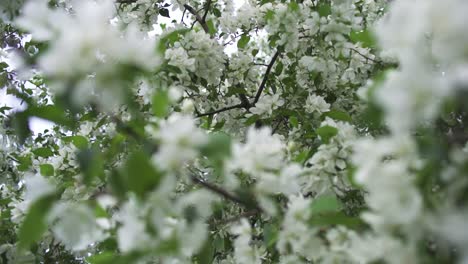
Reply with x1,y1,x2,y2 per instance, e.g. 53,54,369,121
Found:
249,94,284,116
165,47,196,72
230,219,262,264
305,94,330,114
151,114,207,170
23,173,55,202
230,127,285,174
256,164,302,196
48,203,107,251
15,0,56,41
277,195,325,260
116,198,152,253
16,0,159,109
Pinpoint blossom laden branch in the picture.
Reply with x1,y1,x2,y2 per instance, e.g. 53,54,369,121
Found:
210,210,259,226
196,50,281,117
252,51,280,105
191,175,264,213
183,4,210,34
201,0,212,23
196,102,247,118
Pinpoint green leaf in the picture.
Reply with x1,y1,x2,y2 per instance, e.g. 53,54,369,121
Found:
237,35,250,49
244,115,260,126
33,147,54,158
316,125,338,144
0,106,12,113
293,150,311,164
265,10,275,21
275,61,283,75
289,116,299,127
309,212,365,229
11,111,31,144
157,29,189,54
120,150,163,197
0,72,7,88
252,49,259,57
350,29,376,48
288,2,300,12
317,3,331,17
263,223,279,249
194,236,214,264
212,120,225,131
325,110,352,122
39,164,54,177
17,155,32,171
152,90,169,118
86,252,144,264
18,194,57,250
77,148,104,185
70,135,89,149
86,252,115,264
29,105,72,127
157,236,179,254
159,8,170,18
213,8,221,17
310,194,342,214
0,61,8,70
199,133,232,160
206,20,216,36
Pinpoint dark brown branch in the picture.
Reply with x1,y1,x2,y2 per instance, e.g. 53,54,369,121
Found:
253,51,280,105
111,116,159,153
196,103,246,118
184,4,210,34
181,8,187,24
201,0,212,23
350,48,381,64
210,210,259,226
191,175,263,212
196,51,281,118
116,0,138,4
271,118,286,134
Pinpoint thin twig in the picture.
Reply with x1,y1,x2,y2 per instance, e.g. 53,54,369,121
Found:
201,0,212,23
196,103,246,118
181,8,187,25
350,48,380,64
253,51,280,105
191,175,263,212
196,51,281,117
210,210,259,226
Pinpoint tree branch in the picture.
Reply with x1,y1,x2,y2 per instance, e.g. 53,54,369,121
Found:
191,175,263,212
196,103,246,118
253,51,280,105
184,4,210,34
116,0,138,4
210,210,259,226
201,0,212,23
196,51,281,118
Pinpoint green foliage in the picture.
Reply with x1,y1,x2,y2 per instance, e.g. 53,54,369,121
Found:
77,148,104,185
310,194,342,214
113,150,163,198
350,29,376,48
237,35,250,49
315,125,338,144
324,110,352,122
39,164,54,176
152,90,169,118
18,193,58,250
